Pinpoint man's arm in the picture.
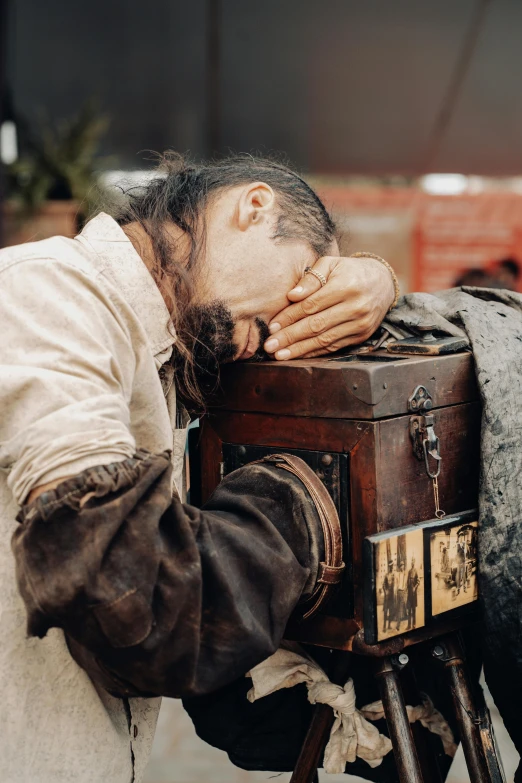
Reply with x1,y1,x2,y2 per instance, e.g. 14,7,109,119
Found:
14,452,319,699
27,477,74,503
2,257,335,699
0,257,136,506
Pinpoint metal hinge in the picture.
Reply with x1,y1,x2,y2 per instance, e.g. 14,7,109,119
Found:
408,384,433,413
408,386,442,478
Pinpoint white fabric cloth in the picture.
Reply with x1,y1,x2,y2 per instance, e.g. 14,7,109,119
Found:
361,697,457,758
247,643,456,774
0,214,188,782
247,643,393,774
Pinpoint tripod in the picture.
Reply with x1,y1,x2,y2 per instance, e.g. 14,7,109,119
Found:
290,633,505,783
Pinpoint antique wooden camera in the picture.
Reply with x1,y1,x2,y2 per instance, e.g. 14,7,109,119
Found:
191,349,481,650
191,346,505,783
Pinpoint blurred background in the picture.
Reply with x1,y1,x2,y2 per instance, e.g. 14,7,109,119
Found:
1,0,521,781
4,0,522,294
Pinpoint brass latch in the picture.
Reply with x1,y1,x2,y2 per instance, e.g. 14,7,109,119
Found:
409,385,445,517
408,385,441,477
410,414,441,478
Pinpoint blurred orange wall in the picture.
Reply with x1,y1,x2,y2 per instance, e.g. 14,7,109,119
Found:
317,186,522,293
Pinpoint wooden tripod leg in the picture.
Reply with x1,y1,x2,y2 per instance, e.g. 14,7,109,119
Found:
400,661,447,783
374,657,424,783
290,650,352,783
432,634,506,783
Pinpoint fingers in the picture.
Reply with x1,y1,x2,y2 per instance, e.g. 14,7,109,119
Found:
264,254,393,360
283,256,339,305
268,295,329,337
265,303,360,355
266,319,374,361
269,328,370,361
269,269,350,338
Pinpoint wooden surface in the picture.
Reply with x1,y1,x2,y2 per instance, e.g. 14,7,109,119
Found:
439,635,506,783
284,611,480,654
375,658,424,783
363,403,480,532
198,413,368,502
400,663,447,783
212,353,478,420
196,418,224,505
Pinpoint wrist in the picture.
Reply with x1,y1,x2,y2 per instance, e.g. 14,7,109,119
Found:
349,252,400,311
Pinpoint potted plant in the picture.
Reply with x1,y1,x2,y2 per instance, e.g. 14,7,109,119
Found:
4,101,110,246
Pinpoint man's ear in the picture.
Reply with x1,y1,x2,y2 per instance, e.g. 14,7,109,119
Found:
237,182,275,231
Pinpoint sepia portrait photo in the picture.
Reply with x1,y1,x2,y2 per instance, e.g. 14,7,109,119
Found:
374,528,425,641
430,520,479,616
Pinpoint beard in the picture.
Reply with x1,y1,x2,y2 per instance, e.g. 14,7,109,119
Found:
172,301,270,412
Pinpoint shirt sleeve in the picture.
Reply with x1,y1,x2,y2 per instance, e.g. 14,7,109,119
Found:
0,256,137,504
13,451,313,699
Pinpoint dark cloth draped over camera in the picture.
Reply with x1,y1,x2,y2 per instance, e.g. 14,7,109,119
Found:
13,451,322,699
383,287,522,775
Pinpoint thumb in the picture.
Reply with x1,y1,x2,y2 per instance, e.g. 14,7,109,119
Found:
287,256,336,301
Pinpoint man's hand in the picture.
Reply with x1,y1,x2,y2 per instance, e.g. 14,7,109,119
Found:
263,255,396,360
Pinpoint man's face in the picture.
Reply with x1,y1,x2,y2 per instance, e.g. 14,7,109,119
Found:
192,183,338,362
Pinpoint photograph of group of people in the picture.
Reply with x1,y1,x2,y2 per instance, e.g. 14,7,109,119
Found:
375,528,425,641
430,521,478,616
370,518,479,642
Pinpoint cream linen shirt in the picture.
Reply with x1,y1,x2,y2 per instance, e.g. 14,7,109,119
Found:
0,213,189,783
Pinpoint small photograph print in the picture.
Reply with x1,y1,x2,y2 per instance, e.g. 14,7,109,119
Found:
430,520,478,616
375,528,425,641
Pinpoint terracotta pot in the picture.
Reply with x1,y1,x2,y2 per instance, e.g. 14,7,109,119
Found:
2,200,79,247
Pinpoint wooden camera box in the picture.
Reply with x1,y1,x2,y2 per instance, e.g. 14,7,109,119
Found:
191,350,481,651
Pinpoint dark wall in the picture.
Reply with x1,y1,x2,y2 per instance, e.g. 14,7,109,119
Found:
7,0,208,165
7,0,522,175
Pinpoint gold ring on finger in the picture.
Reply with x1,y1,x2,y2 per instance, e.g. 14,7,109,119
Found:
304,267,327,287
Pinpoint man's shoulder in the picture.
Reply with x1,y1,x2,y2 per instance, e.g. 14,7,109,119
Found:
0,235,124,325
0,234,100,280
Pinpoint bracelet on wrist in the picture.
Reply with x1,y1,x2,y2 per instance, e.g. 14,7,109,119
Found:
349,252,400,311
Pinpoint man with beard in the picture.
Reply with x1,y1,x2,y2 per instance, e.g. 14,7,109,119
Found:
0,154,397,783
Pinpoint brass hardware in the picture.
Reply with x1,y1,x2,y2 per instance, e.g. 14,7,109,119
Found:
408,385,433,413
409,386,445,518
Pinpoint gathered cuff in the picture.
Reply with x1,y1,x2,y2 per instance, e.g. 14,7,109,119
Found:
17,449,172,523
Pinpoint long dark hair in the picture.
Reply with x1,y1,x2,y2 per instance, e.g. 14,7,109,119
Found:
113,152,336,409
